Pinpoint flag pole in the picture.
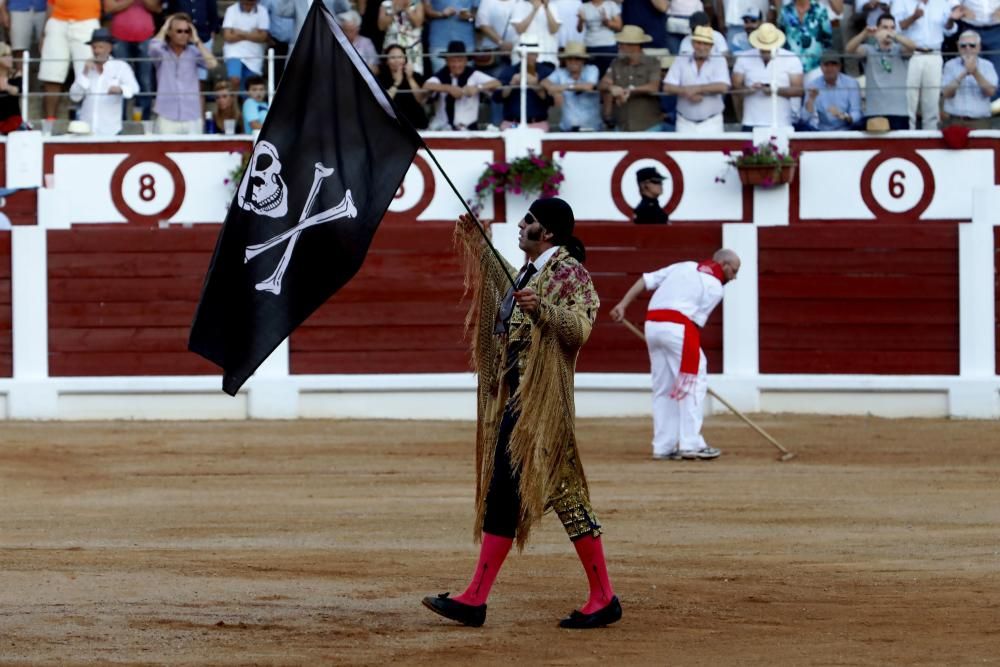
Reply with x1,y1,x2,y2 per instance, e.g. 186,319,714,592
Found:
419,145,519,290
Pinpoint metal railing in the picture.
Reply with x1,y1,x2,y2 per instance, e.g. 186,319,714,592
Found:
10,44,999,132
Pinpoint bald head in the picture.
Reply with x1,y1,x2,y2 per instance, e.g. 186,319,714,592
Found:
713,248,741,284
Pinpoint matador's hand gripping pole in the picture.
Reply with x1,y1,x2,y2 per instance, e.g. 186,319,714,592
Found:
620,318,795,462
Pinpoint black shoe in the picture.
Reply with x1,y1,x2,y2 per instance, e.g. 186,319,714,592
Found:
422,593,487,627
558,596,622,629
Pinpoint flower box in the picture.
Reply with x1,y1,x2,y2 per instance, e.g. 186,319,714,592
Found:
737,163,797,188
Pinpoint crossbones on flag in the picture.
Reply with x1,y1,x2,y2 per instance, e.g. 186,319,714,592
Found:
189,0,422,395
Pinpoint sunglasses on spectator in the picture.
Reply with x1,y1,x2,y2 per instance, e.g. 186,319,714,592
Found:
174,28,192,34
959,42,978,48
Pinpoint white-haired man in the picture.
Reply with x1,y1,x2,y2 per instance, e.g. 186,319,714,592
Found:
336,9,379,71
941,29,998,129
609,249,741,461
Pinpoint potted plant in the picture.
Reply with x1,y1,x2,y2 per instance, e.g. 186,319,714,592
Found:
225,149,252,192
719,139,798,188
471,149,565,216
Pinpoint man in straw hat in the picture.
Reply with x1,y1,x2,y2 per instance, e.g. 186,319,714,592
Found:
423,199,622,630
662,25,731,134
598,24,664,130
731,22,804,130
544,41,602,130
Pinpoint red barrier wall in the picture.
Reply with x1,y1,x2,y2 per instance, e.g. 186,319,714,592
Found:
47,228,219,376
290,222,469,374
289,223,725,375
577,224,724,373
759,224,959,375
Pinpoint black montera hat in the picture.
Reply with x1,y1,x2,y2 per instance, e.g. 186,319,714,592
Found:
444,40,468,55
529,197,586,262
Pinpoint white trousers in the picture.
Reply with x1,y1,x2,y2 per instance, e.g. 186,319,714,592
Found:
907,53,943,130
675,112,724,135
646,320,709,456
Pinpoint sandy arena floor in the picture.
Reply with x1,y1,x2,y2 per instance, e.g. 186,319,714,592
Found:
0,416,998,666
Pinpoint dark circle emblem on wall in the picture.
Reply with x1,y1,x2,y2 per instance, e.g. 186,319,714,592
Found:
610,150,684,221
859,149,934,222
111,153,186,226
387,152,436,220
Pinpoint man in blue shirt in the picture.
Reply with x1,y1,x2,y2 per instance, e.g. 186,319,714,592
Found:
941,30,998,129
260,0,295,81
497,40,554,128
801,50,863,130
424,0,479,73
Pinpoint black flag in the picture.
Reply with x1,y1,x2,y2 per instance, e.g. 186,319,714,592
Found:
189,0,422,395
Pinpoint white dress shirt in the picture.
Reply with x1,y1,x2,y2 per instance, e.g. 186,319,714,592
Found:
644,261,723,328
664,54,731,121
732,48,804,127
959,0,1000,25
511,0,562,65
222,3,271,74
890,0,959,49
68,58,139,136
426,70,499,129
476,0,519,49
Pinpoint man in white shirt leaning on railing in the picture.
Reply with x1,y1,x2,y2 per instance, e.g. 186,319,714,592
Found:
69,28,140,136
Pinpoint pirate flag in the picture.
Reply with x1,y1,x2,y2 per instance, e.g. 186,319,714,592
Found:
189,0,422,395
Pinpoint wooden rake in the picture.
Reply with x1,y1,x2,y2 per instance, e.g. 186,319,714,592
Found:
620,319,795,462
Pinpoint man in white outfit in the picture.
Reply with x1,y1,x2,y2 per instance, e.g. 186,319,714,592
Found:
69,29,140,136
610,248,740,461
890,0,963,129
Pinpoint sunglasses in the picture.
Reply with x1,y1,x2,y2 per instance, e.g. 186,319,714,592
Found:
959,42,978,48
524,211,540,225
173,28,192,34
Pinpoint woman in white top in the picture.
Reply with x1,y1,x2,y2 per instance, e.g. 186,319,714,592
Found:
577,0,622,77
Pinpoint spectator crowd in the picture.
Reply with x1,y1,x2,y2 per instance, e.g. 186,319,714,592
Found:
0,0,997,134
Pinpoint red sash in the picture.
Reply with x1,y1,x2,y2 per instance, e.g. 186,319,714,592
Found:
646,309,700,374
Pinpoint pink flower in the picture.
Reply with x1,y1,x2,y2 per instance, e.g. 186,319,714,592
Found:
492,162,510,174
531,157,546,167
558,150,567,157
223,178,230,185
512,186,522,194
722,149,732,156
762,176,774,187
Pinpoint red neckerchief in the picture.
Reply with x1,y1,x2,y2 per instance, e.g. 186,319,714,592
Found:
697,260,725,284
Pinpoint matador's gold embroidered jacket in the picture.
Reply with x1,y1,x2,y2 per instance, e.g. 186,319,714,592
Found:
455,220,601,549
